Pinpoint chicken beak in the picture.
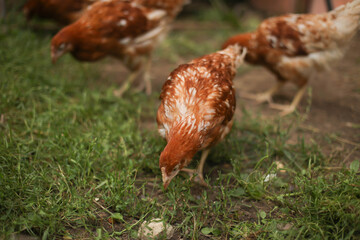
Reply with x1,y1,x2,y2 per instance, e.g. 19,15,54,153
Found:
161,167,171,190
51,51,58,64
51,45,68,64
163,180,170,190
23,6,32,21
161,167,180,190
23,9,29,19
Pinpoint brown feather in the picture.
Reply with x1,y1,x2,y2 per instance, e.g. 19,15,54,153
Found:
23,0,96,24
223,1,360,86
157,45,246,181
51,0,187,70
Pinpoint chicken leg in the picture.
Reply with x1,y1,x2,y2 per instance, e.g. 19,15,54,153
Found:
113,70,140,97
181,149,210,187
135,55,152,95
143,55,152,95
269,84,307,116
241,81,285,104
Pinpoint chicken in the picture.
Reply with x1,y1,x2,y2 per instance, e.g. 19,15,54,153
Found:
157,45,246,189
23,0,97,25
51,0,188,96
222,0,360,115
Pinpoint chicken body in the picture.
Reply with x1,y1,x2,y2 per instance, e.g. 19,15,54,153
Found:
157,45,246,189
23,0,96,24
223,0,360,115
51,0,188,96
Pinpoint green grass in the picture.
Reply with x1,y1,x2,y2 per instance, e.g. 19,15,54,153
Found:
1,8,360,240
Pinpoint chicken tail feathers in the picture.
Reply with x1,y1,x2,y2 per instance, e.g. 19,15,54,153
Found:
338,0,360,13
332,0,360,17
330,0,360,40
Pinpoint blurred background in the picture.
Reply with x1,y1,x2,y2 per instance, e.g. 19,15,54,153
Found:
1,0,354,20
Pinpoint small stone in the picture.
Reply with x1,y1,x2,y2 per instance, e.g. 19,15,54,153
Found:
275,161,286,173
138,218,174,240
263,173,277,182
277,222,293,231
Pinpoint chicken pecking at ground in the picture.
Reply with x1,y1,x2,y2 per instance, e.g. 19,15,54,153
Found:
23,0,97,25
157,45,246,189
222,0,360,116
51,0,188,96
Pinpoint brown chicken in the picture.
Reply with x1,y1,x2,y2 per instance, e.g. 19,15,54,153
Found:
23,0,97,25
223,0,360,115
157,45,246,189
51,0,188,96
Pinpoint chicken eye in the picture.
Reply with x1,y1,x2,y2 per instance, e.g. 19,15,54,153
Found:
58,43,66,51
173,165,179,172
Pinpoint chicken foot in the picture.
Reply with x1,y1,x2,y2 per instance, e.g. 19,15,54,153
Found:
113,70,140,97
241,81,285,104
269,84,307,116
181,149,210,187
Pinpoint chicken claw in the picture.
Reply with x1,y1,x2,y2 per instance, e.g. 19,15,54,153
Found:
181,168,209,187
113,71,139,97
269,103,296,116
241,92,273,104
269,84,306,116
241,82,285,104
